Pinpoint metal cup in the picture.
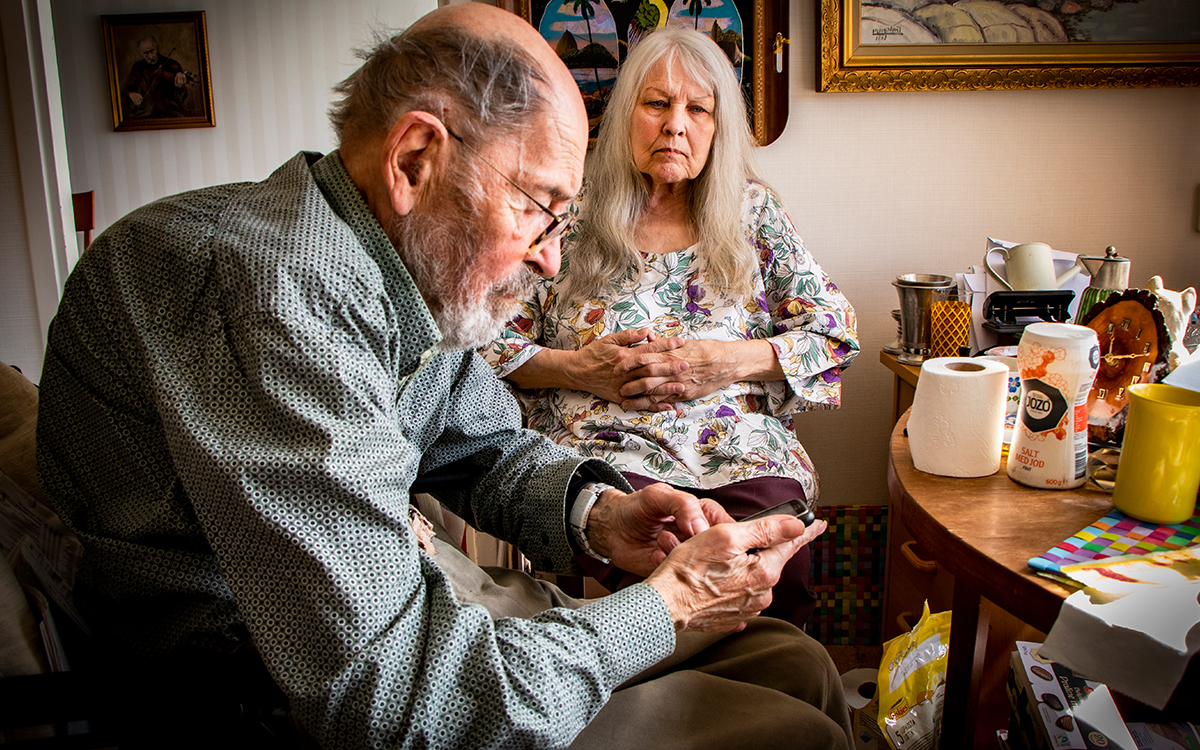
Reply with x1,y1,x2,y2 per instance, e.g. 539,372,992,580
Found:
893,274,955,365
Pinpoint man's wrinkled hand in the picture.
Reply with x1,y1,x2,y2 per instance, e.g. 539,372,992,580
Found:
644,515,827,633
586,483,731,577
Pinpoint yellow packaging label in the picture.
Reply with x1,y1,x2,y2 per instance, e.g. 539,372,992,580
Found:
877,601,951,750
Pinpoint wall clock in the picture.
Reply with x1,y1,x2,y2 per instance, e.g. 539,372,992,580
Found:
1077,288,1170,445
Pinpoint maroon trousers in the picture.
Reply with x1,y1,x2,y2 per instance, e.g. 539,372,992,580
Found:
577,474,817,629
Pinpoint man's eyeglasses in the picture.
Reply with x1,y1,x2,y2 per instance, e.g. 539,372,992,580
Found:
445,127,576,253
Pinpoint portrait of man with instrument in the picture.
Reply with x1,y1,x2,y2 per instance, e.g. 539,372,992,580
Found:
121,34,193,119
104,12,214,131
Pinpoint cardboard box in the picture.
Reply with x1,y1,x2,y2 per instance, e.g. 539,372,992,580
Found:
1006,641,1137,750
852,691,887,750
1125,722,1200,750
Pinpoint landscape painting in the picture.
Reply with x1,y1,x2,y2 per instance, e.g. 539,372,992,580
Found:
819,0,1200,91
859,0,1200,46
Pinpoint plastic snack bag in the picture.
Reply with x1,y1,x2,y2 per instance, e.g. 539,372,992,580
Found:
877,601,952,750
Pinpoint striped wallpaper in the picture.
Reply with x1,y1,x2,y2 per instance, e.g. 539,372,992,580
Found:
52,0,436,235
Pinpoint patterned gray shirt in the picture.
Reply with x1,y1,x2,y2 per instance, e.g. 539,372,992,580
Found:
37,151,675,749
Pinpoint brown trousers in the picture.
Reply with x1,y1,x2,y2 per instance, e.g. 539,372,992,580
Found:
431,525,854,750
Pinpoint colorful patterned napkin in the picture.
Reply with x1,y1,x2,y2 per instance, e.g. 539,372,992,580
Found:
1028,507,1200,574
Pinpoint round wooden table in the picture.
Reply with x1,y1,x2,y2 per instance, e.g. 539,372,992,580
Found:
888,410,1115,748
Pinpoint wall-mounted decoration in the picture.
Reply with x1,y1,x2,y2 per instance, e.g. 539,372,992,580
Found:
498,0,788,145
103,11,215,131
819,0,1200,92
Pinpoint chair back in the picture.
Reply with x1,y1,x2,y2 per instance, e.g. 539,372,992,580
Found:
71,191,94,248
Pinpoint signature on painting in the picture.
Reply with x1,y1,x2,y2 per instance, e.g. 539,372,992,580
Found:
871,24,904,40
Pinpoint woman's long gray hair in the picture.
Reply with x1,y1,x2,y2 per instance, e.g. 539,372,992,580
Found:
563,27,764,305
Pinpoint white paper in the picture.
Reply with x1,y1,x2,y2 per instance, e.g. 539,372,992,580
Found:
1040,548,1200,710
959,271,991,353
1163,348,1200,393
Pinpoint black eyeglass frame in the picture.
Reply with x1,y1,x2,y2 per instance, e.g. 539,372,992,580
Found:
445,126,577,253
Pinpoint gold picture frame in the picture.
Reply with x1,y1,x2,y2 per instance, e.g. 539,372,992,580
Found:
819,0,1200,92
499,0,789,145
103,11,215,131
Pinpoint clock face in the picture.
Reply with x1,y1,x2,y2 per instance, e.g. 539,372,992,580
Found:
1079,290,1170,444
1090,302,1159,417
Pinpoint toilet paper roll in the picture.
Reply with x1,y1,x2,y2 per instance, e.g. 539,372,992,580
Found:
840,668,878,710
909,356,1009,478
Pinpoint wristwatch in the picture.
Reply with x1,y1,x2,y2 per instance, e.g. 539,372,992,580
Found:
569,483,614,563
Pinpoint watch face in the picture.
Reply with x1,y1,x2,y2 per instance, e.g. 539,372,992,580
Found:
1079,289,1170,444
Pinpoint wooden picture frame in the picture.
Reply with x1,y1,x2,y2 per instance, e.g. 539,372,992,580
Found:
499,0,789,145
819,0,1200,93
103,11,215,131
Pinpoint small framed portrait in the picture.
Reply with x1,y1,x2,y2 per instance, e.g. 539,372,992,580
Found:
102,11,215,132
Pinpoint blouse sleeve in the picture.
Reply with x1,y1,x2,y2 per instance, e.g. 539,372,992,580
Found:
481,277,552,378
747,183,860,418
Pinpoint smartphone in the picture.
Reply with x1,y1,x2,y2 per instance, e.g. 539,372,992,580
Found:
740,497,817,526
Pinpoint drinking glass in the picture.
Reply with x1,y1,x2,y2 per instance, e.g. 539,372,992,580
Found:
929,288,973,358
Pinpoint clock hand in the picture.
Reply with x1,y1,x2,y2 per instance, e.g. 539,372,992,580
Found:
1101,344,1144,366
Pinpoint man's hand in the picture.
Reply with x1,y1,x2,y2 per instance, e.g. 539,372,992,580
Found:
586,483,732,577
644,516,827,633
128,92,144,106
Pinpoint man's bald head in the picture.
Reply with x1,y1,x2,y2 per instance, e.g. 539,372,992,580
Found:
330,4,580,152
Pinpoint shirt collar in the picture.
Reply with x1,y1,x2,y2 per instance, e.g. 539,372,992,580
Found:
309,150,443,360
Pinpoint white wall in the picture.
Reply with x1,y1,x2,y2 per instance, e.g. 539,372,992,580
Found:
37,0,1200,507
0,23,45,381
52,0,437,232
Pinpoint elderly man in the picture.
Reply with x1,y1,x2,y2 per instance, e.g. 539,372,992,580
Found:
37,5,851,749
121,34,190,118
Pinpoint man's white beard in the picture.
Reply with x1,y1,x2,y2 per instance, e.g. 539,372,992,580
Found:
389,191,536,351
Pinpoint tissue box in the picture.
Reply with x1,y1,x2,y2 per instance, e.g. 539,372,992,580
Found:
1006,641,1137,750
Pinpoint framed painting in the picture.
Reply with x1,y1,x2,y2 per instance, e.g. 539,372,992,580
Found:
819,0,1200,92
498,0,789,145
102,11,215,131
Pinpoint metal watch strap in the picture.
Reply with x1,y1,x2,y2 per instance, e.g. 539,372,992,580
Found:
569,482,614,563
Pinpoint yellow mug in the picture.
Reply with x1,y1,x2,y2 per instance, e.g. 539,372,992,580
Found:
1111,383,1200,524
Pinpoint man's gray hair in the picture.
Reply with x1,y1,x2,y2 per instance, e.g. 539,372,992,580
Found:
330,24,549,148
563,28,765,305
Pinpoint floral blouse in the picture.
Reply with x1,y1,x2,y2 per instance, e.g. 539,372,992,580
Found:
484,181,859,495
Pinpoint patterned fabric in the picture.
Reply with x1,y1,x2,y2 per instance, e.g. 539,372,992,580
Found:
807,505,887,647
36,151,677,750
485,181,859,497
1027,507,1200,573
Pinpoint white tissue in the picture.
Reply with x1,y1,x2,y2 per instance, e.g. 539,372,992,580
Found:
908,357,1009,477
840,668,878,710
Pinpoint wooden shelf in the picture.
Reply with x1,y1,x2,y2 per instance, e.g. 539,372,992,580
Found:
879,350,922,424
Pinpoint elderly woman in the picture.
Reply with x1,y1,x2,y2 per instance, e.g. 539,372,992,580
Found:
484,28,858,628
